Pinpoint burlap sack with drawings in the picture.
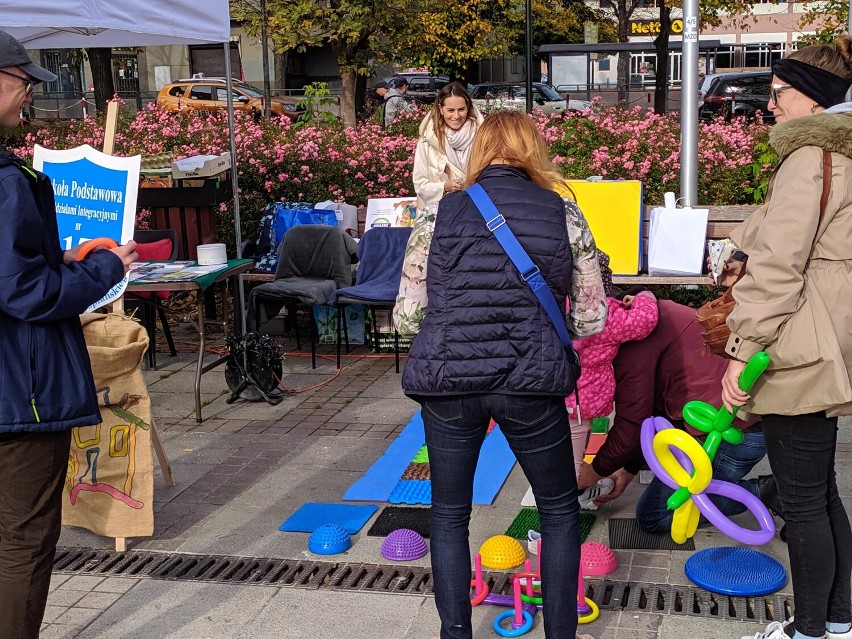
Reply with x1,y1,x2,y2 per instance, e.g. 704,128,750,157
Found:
62,313,154,538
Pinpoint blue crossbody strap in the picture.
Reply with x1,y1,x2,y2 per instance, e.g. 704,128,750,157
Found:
466,183,573,350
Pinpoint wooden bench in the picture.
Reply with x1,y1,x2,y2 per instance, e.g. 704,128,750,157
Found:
239,204,758,287
611,204,757,285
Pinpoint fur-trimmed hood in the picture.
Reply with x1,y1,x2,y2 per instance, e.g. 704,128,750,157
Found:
770,107,852,160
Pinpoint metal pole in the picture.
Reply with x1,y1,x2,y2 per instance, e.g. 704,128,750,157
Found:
260,0,271,118
680,0,699,207
525,0,533,113
224,42,247,335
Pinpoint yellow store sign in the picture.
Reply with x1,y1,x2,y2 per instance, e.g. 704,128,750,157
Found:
630,19,684,35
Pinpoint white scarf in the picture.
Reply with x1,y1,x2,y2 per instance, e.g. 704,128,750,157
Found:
444,120,476,174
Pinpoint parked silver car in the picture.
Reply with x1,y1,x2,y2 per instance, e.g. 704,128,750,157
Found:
471,82,591,115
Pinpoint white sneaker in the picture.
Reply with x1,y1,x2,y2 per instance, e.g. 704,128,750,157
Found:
827,625,852,639
527,529,541,554
741,619,793,639
521,485,536,507
578,478,614,510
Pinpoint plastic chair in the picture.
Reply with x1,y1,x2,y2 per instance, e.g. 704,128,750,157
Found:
127,229,179,368
330,227,412,373
249,225,358,368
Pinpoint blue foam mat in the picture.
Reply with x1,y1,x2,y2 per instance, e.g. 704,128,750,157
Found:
388,479,432,504
343,412,426,501
278,502,378,534
343,410,516,505
685,547,787,596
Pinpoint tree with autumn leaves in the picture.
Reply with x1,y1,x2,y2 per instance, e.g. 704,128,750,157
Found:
232,0,615,126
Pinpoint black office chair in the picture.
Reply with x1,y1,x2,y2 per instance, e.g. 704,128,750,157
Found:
128,229,179,368
248,225,358,368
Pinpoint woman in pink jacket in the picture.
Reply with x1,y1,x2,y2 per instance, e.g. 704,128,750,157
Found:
566,254,659,508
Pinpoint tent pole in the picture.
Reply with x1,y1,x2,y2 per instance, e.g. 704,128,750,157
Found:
223,40,247,335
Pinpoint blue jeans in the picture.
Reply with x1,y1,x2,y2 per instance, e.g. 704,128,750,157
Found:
636,429,766,533
421,394,580,639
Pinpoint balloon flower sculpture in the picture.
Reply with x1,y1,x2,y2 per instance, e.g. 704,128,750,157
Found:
640,352,775,545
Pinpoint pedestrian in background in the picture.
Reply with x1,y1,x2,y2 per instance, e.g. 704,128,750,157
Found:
384,76,416,127
361,79,388,121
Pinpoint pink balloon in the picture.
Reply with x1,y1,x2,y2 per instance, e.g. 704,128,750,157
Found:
693,480,775,546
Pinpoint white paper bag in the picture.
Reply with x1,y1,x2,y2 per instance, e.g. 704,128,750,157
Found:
315,200,359,237
647,205,709,276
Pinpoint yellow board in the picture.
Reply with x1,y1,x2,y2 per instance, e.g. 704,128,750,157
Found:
564,179,644,275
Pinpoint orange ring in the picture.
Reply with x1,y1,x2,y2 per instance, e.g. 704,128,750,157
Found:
76,238,118,261
470,578,490,606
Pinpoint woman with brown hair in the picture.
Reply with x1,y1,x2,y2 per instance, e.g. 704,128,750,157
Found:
720,36,852,639
411,81,483,212
395,110,607,639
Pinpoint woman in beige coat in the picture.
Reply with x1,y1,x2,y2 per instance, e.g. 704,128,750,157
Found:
411,82,483,212
721,37,852,639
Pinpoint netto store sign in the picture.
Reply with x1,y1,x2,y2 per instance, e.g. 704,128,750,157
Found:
630,19,684,35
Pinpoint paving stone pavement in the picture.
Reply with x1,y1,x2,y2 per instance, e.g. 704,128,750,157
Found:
47,334,852,638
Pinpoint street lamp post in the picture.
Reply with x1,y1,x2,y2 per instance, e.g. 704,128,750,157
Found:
680,0,699,207
525,0,533,113
260,0,271,119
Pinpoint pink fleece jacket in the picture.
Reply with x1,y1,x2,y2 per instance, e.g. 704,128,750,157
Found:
566,292,659,419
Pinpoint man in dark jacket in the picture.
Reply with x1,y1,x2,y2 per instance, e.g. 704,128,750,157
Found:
577,299,783,536
0,31,138,639
360,80,388,121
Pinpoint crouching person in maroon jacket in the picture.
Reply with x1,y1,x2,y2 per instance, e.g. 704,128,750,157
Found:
577,298,786,539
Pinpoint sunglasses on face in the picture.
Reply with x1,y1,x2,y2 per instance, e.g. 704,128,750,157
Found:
0,69,37,95
770,83,792,104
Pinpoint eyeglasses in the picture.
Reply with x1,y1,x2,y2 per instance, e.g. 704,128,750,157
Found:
0,69,37,95
770,83,792,104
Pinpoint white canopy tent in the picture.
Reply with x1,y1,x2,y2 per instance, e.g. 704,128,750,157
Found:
3,0,246,328
1,2,231,47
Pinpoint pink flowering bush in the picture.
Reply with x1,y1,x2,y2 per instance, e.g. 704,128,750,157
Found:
13,99,774,244
541,102,775,205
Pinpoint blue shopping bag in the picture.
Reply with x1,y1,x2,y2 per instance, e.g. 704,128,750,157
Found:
254,202,338,272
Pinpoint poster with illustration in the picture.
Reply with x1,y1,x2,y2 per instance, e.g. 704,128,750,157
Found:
365,197,418,230
63,314,154,539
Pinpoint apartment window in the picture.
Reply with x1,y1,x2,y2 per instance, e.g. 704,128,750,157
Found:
40,51,62,93
714,45,735,69
744,43,784,68
112,53,139,95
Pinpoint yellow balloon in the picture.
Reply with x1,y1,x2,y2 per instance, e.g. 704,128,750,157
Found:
671,501,701,544
652,429,713,494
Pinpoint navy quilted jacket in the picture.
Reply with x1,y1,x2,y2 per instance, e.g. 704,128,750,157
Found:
0,148,124,434
402,164,579,397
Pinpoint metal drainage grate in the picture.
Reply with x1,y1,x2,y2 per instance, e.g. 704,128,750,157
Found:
54,547,792,622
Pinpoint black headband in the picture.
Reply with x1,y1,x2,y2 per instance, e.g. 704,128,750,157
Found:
772,58,850,108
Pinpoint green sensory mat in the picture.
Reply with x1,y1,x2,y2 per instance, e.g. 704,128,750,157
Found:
505,508,596,543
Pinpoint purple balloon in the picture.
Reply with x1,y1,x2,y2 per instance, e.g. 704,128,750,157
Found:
640,416,695,490
693,479,775,546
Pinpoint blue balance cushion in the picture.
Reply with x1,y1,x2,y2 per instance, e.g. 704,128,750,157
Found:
685,547,787,596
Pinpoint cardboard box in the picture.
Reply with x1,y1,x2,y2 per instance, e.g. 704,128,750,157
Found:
140,174,172,189
365,197,419,231
171,153,232,179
